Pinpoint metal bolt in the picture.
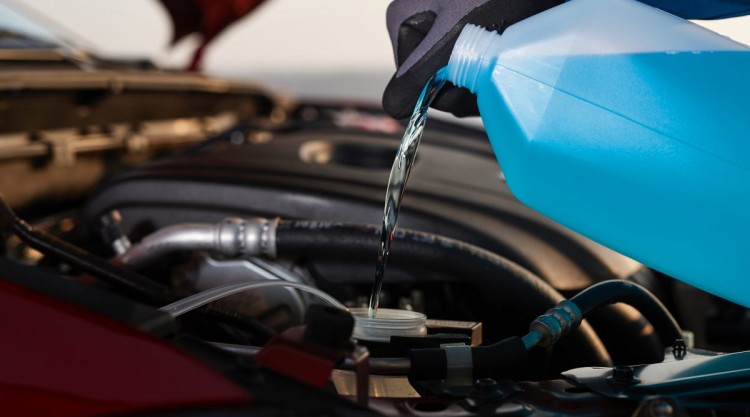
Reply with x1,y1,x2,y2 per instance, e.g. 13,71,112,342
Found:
611,365,635,384
475,378,498,394
229,131,245,145
672,339,687,360
648,400,674,417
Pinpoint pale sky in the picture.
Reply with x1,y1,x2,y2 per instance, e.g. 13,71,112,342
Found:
10,0,395,72
7,0,750,102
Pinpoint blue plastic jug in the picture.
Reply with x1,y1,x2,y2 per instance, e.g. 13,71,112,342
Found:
444,0,750,307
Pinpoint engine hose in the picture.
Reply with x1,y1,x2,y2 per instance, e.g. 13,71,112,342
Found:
522,280,683,354
0,195,171,304
570,280,683,345
0,198,281,340
115,217,277,270
160,280,346,317
202,305,277,345
273,220,612,367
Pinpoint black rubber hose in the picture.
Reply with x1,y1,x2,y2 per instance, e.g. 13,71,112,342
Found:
409,336,528,381
0,195,171,304
571,280,683,345
274,220,612,367
0,197,276,340
471,336,528,379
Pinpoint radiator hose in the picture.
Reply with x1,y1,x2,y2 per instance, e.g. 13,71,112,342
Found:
273,220,612,367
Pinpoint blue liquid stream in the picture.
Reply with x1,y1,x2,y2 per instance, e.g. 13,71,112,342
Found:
368,71,447,318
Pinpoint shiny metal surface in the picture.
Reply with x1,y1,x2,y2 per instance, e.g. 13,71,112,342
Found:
563,349,750,402
187,255,308,324
332,370,420,399
116,217,277,269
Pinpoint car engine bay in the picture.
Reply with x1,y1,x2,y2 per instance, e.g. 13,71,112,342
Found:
1,69,749,417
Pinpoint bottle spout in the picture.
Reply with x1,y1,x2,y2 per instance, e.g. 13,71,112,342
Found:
446,24,504,94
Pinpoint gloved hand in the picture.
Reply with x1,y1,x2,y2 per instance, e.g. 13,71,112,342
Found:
382,0,562,119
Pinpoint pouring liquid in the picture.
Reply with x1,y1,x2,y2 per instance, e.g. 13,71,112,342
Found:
368,71,447,318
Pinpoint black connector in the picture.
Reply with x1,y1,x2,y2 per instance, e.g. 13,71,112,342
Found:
408,336,527,382
304,305,355,350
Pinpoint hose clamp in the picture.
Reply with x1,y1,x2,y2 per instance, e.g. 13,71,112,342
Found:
441,343,473,387
226,217,278,258
529,299,583,348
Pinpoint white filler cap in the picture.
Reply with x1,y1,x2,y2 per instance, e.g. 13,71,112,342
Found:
349,308,427,343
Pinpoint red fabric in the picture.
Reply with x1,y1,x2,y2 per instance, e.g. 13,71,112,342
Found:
160,0,267,71
0,281,250,417
256,327,346,389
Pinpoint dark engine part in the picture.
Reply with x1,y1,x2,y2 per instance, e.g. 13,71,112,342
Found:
76,103,668,368
2,101,746,416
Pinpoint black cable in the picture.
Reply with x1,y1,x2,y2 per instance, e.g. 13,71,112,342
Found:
571,280,683,345
274,220,612,367
0,195,171,304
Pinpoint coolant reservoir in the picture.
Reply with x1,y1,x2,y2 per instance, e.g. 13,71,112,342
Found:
445,0,750,306
349,308,427,342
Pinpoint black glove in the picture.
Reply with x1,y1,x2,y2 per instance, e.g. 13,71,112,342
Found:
383,0,562,119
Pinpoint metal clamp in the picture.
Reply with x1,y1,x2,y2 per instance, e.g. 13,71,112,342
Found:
526,299,583,349
442,343,474,387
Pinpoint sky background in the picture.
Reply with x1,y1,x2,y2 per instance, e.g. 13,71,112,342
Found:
8,0,750,104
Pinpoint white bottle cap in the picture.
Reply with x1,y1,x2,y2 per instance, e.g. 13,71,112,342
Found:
349,308,427,343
